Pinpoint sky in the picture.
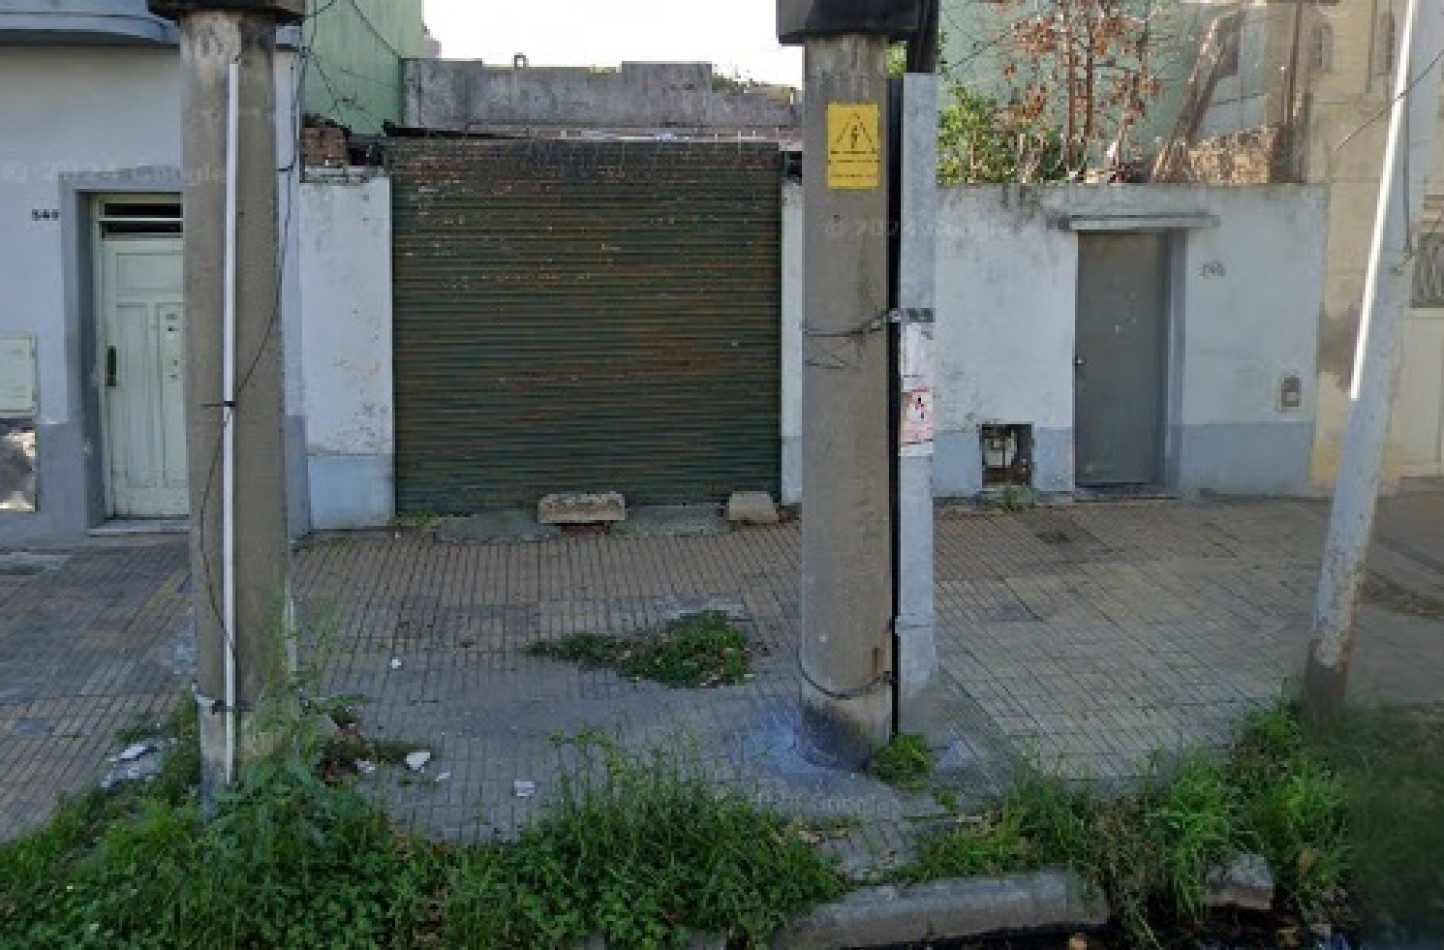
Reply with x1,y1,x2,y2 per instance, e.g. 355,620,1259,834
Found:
423,0,804,88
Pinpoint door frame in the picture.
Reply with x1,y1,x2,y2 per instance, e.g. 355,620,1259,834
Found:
1071,228,1181,492
86,189,186,522
71,186,184,528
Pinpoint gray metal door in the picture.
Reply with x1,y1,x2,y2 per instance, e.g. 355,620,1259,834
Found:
1074,233,1168,487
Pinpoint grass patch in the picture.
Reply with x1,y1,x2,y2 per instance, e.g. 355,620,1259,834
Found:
444,735,843,946
2,710,838,948
1314,703,1444,938
527,611,751,688
869,733,934,791
908,769,1091,881
394,510,441,531
905,703,1358,947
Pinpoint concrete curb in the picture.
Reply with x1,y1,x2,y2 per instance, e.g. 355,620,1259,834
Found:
773,870,1108,949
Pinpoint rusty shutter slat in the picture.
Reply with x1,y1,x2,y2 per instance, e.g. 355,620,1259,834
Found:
388,139,782,514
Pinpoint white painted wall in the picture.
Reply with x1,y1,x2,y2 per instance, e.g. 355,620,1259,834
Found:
299,177,393,457
0,44,304,539
1168,188,1324,428
298,174,396,530
0,47,182,425
927,184,1328,496
935,189,1077,436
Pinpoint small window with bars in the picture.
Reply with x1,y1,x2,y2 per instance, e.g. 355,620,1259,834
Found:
98,200,182,237
1411,233,1444,308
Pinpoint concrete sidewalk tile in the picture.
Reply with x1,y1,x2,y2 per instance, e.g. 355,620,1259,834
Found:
4,496,1443,846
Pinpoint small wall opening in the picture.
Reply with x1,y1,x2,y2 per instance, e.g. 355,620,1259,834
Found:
0,420,36,512
0,333,38,513
980,424,1034,487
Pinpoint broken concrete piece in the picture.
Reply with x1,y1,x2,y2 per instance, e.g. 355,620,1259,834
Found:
538,492,626,525
514,780,537,798
404,750,432,772
356,760,376,775
100,743,169,790
726,491,780,525
389,657,402,670
1205,852,1275,912
119,742,153,762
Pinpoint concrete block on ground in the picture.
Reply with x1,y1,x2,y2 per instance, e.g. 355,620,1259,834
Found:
727,491,779,525
773,870,1108,949
1205,853,1275,913
537,493,626,525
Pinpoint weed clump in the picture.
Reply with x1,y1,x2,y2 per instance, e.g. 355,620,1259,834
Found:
0,705,438,949
528,611,751,688
869,733,935,791
444,735,843,946
1,711,839,948
905,703,1355,947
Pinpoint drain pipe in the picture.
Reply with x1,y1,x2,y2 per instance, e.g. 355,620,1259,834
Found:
221,59,240,785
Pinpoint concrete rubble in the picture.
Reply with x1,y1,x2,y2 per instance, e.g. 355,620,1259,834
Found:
726,491,780,526
538,492,627,525
1204,852,1276,913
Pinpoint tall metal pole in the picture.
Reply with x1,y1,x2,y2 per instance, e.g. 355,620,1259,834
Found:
1306,0,1444,716
798,34,895,766
164,3,298,799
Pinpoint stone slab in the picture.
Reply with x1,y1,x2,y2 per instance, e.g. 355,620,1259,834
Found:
1205,852,1275,913
727,492,780,526
538,493,626,525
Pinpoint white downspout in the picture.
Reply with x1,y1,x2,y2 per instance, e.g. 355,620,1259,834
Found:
222,60,240,785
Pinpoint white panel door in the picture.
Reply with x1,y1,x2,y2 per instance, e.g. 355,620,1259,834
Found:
1394,308,1444,477
100,238,188,518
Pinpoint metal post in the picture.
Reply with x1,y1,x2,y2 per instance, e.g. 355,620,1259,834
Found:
798,34,894,766
1306,0,1444,716
895,73,940,734
176,9,293,798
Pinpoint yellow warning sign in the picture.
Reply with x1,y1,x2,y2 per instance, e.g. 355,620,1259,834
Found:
826,103,881,190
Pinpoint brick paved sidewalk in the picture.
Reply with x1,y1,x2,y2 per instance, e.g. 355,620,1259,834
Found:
3,496,1441,849
297,497,1444,846
0,540,190,840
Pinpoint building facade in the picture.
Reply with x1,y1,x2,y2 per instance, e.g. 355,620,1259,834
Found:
0,0,424,545
1180,0,1444,485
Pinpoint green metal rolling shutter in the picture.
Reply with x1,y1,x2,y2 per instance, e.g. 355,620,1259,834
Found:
389,138,782,514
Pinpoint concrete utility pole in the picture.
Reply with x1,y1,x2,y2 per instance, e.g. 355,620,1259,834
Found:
1306,0,1444,717
151,0,303,798
779,0,922,766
